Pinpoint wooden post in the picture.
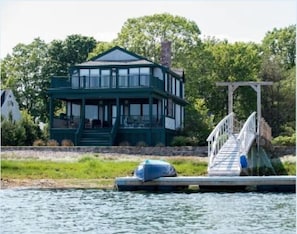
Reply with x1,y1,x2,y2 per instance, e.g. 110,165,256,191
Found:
216,81,273,150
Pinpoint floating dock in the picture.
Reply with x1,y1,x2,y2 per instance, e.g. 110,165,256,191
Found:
115,176,296,192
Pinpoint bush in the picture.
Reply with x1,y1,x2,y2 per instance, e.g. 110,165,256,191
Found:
136,141,147,147
20,110,43,146
47,139,59,146
61,139,74,146
1,113,26,146
171,136,198,146
33,139,46,146
119,141,130,146
271,133,296,146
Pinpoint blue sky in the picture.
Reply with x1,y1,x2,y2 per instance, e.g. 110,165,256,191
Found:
0,0,296,58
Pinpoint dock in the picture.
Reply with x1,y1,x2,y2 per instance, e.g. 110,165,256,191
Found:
114,176,296,192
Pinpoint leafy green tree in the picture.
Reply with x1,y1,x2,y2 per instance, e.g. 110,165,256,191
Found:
261,25,296,70
114,13,201,64
88,41,115,59
260,25,296,136
1,38,49,122
46,34,97,76
184,98,214,145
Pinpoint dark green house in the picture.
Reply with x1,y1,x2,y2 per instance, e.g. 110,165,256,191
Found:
48,44,186,146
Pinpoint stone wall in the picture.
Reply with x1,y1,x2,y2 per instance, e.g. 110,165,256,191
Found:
1,146,294,157
1,146,208,157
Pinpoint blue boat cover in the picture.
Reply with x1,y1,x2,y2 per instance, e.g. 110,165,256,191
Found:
134,159,177,182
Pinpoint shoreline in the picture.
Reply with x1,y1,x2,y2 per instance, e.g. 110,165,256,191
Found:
1,150,295,190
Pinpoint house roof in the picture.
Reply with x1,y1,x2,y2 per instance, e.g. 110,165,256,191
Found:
75,46,184,78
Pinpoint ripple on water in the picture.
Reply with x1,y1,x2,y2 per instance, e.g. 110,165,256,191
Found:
0,189,295,234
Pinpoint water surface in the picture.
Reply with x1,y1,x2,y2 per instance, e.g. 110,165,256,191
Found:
0,189,295,233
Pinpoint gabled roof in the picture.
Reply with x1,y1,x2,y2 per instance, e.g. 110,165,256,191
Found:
91,46,144,61
75,46,184,78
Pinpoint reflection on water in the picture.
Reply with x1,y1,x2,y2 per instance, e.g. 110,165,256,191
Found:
0,189,295,233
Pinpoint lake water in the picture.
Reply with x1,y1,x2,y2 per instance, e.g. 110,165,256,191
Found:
0,189,295,234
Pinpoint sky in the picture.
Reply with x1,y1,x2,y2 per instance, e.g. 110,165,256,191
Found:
0,0,296,58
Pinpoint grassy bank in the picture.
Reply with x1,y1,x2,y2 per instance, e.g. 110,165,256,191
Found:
1,156,209,180
1,155,295,189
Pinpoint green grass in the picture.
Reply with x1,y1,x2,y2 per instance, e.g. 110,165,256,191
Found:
1,156,294,180
1,157,139,179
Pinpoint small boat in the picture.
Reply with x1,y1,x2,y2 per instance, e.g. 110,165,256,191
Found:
133,159,177,182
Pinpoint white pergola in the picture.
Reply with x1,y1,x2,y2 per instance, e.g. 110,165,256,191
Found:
216,81,273,144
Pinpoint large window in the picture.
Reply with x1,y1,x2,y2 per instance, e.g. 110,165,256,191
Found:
90,69,99,88
80,69,89,88
166,98,174,117
140,67,150,86
72,70,79,88
129,68,139,87
119,69,128,88
101,70,110,88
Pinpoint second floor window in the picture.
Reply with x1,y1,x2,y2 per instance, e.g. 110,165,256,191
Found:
119,69,128,88
101,70,110,88
90,69,99,88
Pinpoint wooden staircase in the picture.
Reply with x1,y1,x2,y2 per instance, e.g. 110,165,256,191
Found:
78,129,112,146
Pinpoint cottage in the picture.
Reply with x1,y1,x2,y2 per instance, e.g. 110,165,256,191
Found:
0,89,21,122
47,42,187,146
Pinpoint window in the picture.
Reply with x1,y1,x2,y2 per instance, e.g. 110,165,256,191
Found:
112,70,116,88
166,98,174,117
72,70,79,88
176,80,180,97
118,69,128,88
101,70,110,88
80,69,89,88
140,67,150,86
130,104,141,115
129,68,139,87
90,69,99,88
167,74,172,94
172,77,176,95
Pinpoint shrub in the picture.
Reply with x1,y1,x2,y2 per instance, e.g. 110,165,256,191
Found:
61,139,74,146
271,133,296,146
47,139,59,146
171,136,197,146
119,141,130,146
1,113,26,146
136,141,147,147
33,139,46,146
155,142,165,147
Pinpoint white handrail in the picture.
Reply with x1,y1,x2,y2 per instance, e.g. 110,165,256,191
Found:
237,112,256,156
207,112,234,166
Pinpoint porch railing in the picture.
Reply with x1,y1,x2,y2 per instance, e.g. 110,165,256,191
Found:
50,75,164,90
120,115,163,128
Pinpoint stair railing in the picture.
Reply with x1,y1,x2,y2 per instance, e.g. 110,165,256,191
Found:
74,118,84,145
237,112,256,164
207,112,234,166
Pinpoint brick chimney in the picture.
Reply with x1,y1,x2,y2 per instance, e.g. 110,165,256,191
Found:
160,41,171,68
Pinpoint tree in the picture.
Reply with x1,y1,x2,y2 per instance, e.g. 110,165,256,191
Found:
46,34,97,76
261,25,296,70
114,13,201,65
198,40,262,120
1,38,49,122
260,25,296,136
88,41,115,59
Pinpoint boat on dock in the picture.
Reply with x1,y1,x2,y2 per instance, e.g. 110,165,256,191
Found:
133,159,177,182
